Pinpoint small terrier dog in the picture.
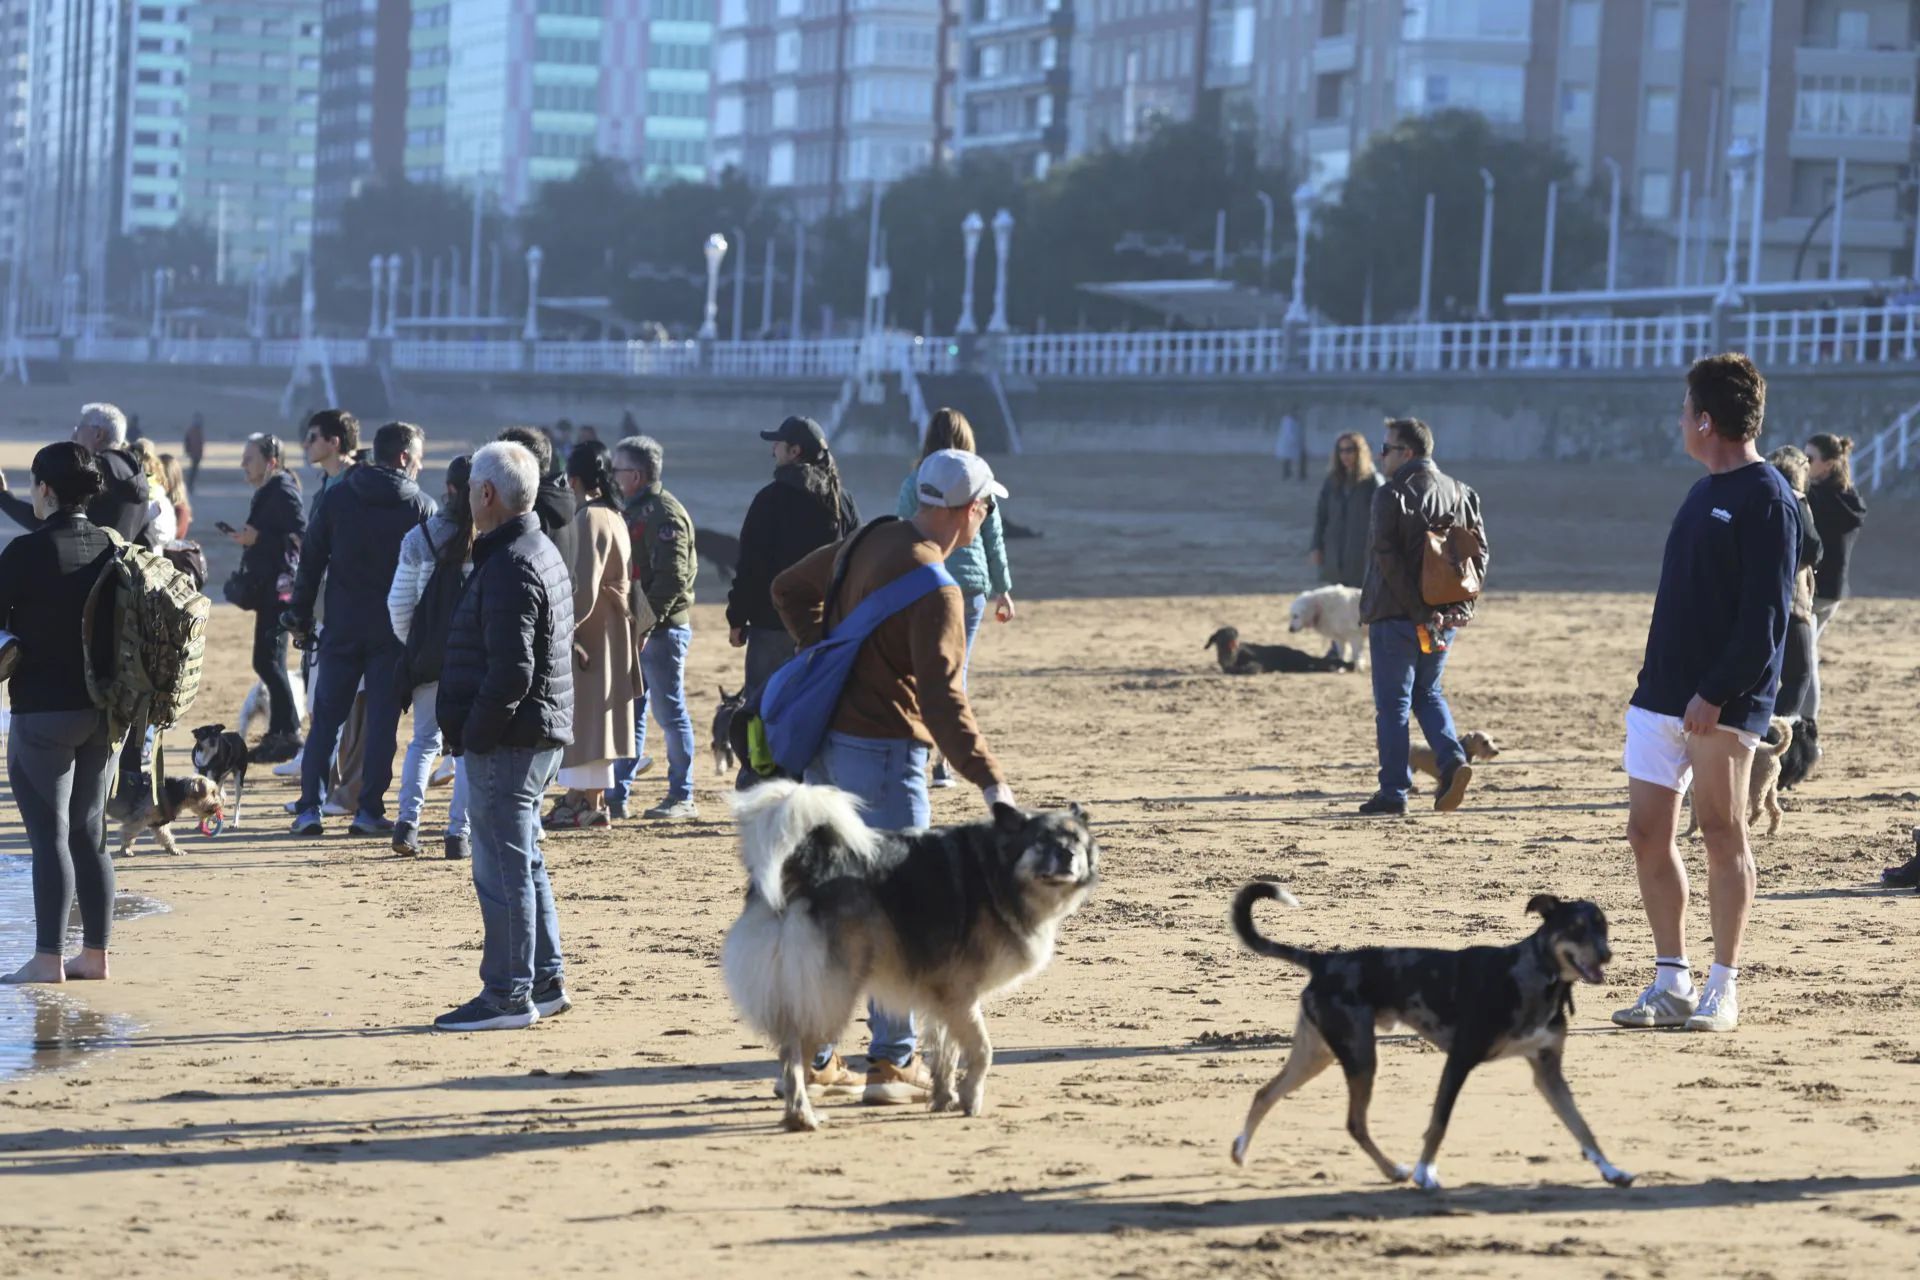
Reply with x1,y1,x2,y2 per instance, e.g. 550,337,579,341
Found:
1408,731,1501,791
117,775,224,856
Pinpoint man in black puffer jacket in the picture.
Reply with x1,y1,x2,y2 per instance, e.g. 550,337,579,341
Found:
285,421,435,836
434,440,575,1032
1357,416,1490,818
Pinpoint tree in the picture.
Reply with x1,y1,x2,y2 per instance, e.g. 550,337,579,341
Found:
1310,110,1607,324
312,177,482,326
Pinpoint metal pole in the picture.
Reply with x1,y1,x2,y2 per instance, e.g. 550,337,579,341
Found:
957,211,982,334
368,256,383,337
760,236,775,336
523,246,543,342
1255,191,1274,292
490,245,501,317
1676,170,1692,286
1213,208,1226,277
1829,155,1847,280
411,249,422,317
1476,168,1494,317
730,226,747,343
1748,0,1775,288
386,254,401,337
791,223,806,337
1541,181,1558,293
1417,192,1435,324
469,181,482,320
1603,156,1621,294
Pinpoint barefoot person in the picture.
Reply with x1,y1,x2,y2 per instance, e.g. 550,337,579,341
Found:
1616,354,1800,1034
0,444,121,984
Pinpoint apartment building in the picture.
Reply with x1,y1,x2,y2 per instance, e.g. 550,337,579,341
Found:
314,0,410,235
1,0,29,279
1069,0,1204,153
955,0,1071,178
710,0,947,218
122,4,192,234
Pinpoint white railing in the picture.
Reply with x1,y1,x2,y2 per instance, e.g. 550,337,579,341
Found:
708,337,860,377
531,340,704,376
1310,314,1716,373
1860,402,1917,493
1740,305,1920,368
71,335,150,363
393,339,527,372
156,337,257,365
1000,328,1290,377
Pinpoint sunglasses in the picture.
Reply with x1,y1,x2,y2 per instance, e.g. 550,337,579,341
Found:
1381,441,1409,457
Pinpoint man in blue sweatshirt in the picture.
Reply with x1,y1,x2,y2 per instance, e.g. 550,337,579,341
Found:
1615,353,1799,1035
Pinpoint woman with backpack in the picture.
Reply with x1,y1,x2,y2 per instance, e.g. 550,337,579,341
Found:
226,433,306,764
544,442,640,830
388,455,475,859
894,408,1013,787
0,444,121,984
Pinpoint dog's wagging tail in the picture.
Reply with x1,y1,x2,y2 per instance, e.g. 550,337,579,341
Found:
1231,880,1306,965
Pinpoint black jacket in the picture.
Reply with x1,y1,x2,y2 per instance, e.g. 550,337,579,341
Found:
237,471,305,612
1806,475,1866,602
289,463,435,645
0,510,117,714
0,446,151,543
534,473,579,574
1359,458,1489,626
727,464,861,630
437,511,576,757
1311,472,1385,589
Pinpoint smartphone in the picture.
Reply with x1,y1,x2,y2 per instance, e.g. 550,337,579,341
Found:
215,521,237,535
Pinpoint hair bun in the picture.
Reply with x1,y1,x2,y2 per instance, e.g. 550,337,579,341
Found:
1838,436,1854,454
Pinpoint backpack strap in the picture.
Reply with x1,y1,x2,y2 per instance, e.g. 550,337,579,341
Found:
822,516,900,630
825,561,956,642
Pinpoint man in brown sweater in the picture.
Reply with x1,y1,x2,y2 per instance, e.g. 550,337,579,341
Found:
770,448,1016,1104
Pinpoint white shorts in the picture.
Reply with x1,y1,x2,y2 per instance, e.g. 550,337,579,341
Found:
1623,706,1760,794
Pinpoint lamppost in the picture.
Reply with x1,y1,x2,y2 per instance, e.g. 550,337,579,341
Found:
1718,138,1755,310
151,267,169,341
956,210,983,334
1417,192,1436,324
250,262,267,338
790,222,806,338
986,208,1014,334
1285,181,1315,325
523,245,544,342
1476,168,1495,318
298,259,314,341
1602,155,1622,294
1541,180,1559,293
699,233,728,339
1254,189,1275,293
730,226,747,343
385,253,402,338
368,256,384,338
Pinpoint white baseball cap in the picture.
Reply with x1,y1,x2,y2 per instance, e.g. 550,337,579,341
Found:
915,448,1009,509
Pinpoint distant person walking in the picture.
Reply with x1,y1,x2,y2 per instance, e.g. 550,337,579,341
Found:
1802,432,1865,724
728,416,860,696
434,441,575,1032
1615,354,1798,1036
895,409,1013,788
0,444,120,985
545,442,640,830
610,434,698,822
1276,412,1306,481
1309,430,1384,589
183,413,206,494
225,433,306,762
388,455,475,859
1357,417,1488,817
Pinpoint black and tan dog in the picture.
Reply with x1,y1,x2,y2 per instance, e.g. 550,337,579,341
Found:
191,723,251,827
1228,882,1631,1191
713,686,747,776
1205,627,1352,675
117,775,224,856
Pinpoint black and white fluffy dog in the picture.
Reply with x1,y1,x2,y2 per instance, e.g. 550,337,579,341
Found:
722,780,1100,1132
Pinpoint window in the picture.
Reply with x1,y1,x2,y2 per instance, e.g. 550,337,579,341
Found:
1836,9,1869,50
1730,87,1761,140
1734,0,1763,53
1638,170,1672,217
1649,3,1681,51
1564,0,1598,47
1559,84,1593,130
1314,71,1350,121
1644,88,1676,135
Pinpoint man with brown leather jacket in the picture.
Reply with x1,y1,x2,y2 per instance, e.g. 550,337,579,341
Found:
1357,417,1489,817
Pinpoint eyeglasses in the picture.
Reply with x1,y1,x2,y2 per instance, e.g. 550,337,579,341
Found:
1380,441,1408,457
613,465,642,476
1337,445,1360,455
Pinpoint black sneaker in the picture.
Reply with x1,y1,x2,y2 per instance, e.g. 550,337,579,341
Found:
251,732,303,764
348,812,395,836
532,979,572,1019
444,834,471,860
1434,763,1474,813
433,994,537,1032
391,820,421,856
1357,794,1407,816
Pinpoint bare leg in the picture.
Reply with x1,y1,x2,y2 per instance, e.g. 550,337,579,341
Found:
1231,1010,1334,1166
1687,731,1757,969
950,1003,993,1117
63,947,109,980
1627,778,1688,961
1411,1053,1477,1190
1529,1048,1632,1186
778,1043,820,1132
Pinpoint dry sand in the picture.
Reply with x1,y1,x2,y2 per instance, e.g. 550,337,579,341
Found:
1,432,1917,1278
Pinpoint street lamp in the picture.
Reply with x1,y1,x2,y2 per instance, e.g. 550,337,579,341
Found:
956,210,984,335
1718,138,1756,309
1602,155,1622,294
699,233,728,339
151,267,170,341
1476,169,1495,319
1285,181,1316,325
367,255,383,338
730,226,747,343
385,254,402,338
523,245,544,341
1254,190,1275,293
986,209,1014,334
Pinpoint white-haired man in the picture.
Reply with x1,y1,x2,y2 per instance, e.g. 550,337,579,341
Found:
0,402,152,542
434,441,577,1031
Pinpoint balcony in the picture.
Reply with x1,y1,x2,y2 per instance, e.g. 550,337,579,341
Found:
1312,33,1355,74
1788,65,1917,164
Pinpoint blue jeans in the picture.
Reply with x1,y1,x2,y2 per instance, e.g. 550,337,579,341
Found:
961,591,987,684
1370,619,1463,803
396,681,469,837
614,624,694,806
300,633,404,818
804,731,926,1067
464,744,564,1008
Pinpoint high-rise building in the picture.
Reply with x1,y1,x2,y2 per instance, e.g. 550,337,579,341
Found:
955,0,1071,179
1069,0,1203,154
710,0,947,218
181,1,322,284
404,0,450,183
123,3,193,235
0,0,30,280
314,0,410,235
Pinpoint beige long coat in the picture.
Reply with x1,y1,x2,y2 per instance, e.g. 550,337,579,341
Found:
563,502,642,767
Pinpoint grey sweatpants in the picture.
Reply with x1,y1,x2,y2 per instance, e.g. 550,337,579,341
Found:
8,709,117,954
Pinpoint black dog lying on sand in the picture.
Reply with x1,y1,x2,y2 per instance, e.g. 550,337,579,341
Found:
1205,627,1352,675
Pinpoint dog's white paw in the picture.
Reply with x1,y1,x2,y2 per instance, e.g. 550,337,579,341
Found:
780,1109,822,1133
1230,1134,1251,1166
929,1088,957,1113
1388,1163,1412,1183
1411,1163,1442,1191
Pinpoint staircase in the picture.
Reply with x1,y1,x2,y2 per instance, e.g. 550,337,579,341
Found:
1860,402,1917,492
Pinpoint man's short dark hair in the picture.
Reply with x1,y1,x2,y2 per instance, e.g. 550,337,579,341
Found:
306,408,359,452
1687,353,1766,442
1385,417,1433,459
373,421,423,467
497,425,554,476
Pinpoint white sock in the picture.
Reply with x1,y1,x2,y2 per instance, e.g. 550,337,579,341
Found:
1653,958,1693,997
1703,963,1738,998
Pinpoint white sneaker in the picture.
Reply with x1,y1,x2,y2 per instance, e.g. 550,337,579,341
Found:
1685,985,1738,1033
272,752,304,778
1611,983,1697,1028
321,799,352,818
429,757,456,787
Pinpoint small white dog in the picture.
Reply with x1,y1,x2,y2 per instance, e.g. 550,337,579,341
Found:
1289,585,1367,669
237,669,308,741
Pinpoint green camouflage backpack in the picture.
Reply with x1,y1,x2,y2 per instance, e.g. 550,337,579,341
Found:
81,528,211,749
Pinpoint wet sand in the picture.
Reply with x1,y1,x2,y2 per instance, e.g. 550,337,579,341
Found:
0,438,1916,1277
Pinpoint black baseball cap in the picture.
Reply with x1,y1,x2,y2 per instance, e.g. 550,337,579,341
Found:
760,416,827,451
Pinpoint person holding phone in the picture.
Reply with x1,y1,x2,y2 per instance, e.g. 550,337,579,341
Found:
226,433,306,762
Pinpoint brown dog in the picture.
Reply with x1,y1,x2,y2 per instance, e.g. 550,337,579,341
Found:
1408,731,1501,792
1684,717,1794,837
116,776,223,856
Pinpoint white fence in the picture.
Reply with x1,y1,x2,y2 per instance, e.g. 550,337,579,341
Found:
1000,329,1289,378
1860,403,1917,492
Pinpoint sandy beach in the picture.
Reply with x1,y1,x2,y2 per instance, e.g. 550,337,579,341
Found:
1,432,1917,1278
